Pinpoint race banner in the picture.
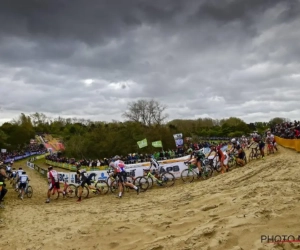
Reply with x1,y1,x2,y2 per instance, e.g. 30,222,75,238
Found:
152,140,163,148
173,133,183,147
137,138,148,148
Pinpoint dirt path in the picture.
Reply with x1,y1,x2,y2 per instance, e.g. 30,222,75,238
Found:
1,146,300,250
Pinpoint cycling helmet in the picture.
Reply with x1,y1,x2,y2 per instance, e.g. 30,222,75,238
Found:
22,171,26,174
231,138,236,143
114,155,120,160
48,166,53,170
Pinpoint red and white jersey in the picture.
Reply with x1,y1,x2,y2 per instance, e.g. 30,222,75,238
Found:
266,134,275,143
112,160,126,173
47,170,59,183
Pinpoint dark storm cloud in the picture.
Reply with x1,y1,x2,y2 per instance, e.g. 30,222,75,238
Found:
0,0,300,124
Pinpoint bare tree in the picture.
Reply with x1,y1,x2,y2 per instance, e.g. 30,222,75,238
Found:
122,99,168,126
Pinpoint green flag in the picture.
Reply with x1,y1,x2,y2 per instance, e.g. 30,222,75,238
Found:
152,140,163,148
137,138,148,148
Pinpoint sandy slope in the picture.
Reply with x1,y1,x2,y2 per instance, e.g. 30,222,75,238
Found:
1,146,300,250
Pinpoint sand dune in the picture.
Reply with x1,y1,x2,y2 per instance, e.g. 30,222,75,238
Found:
1,146,300,250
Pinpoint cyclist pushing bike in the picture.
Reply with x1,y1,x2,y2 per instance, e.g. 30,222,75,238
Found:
109,155,139,199
45,166,65,203
76,166,100,202
18,171,29,200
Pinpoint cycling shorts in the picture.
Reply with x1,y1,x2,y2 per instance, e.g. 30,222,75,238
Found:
80,178,91,187
48,182,60,191
117,172,127,183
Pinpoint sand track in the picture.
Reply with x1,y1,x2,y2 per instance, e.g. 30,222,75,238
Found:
1,146,300,250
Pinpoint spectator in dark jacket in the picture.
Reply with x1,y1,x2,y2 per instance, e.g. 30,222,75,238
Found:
0,167,8,205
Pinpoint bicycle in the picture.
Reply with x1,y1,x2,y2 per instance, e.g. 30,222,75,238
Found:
181,159,212,183
108,169,148,194
75,177,109,198
248,147,262,161
17,181,33,198
142,166,175,190
52,179,76,199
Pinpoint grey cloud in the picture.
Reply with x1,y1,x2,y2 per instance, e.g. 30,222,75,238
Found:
1,0,300,124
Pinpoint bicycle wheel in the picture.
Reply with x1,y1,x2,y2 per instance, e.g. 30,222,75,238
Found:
134,177,149,192
248,151,255,161
110,180,119,193
160,172,175,187
95,180,109,195
201,166,212,180
75,186,89,198
228,158,236,169
181,169,195,183
26,186,33,198
145,176,154,189
65,184,76,198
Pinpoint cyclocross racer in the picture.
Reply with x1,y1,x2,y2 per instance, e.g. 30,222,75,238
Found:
109,156,139,198
45,166,65,203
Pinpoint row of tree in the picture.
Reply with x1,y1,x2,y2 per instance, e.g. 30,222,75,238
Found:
0,99,290,159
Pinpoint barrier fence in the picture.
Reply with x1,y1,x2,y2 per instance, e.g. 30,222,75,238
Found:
275,136,300,152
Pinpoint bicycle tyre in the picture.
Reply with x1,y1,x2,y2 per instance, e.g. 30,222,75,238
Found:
248,152,255,161
65,184,76,198
110,180,120,193
181,169,195,183
75,185,89,198
95,180,109,195
133,177,149,192
228,158,236,169
201,167,212,180
26,186,33,198
160,172,175,187
145,176,154,189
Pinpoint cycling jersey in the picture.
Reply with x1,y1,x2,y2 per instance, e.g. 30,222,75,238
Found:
112,160,126,173
266,134,275,143
48,170,59,184
17,170,23,177
150,158,159,169
19,174,29,183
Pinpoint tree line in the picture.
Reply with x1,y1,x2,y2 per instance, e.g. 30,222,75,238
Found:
0,99,290,159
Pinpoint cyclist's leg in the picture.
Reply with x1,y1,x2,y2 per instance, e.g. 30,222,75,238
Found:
46,183,54,203
118,175,124,198
77,181,86,201
260,142,265,158
196,158,202,174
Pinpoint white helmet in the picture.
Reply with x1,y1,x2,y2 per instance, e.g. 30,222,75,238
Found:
231,138,236,143
113,155,120,160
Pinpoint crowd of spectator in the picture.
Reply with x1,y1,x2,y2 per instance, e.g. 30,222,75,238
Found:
0,143,47,163
45,140,230,168
271,120,300,139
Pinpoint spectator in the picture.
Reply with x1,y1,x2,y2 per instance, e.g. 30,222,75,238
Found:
0,167,8,205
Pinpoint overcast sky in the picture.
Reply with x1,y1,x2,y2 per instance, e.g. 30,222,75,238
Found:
0,0,299,125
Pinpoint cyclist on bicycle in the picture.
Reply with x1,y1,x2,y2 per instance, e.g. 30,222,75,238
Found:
208,145,228,173
266,130,278,151
76,166,100,202
250,131,265,159
187,149,205,176
45,166,65,203
15,167,24,190
109,155,139,198
230,139,246,166
18,171,29,200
